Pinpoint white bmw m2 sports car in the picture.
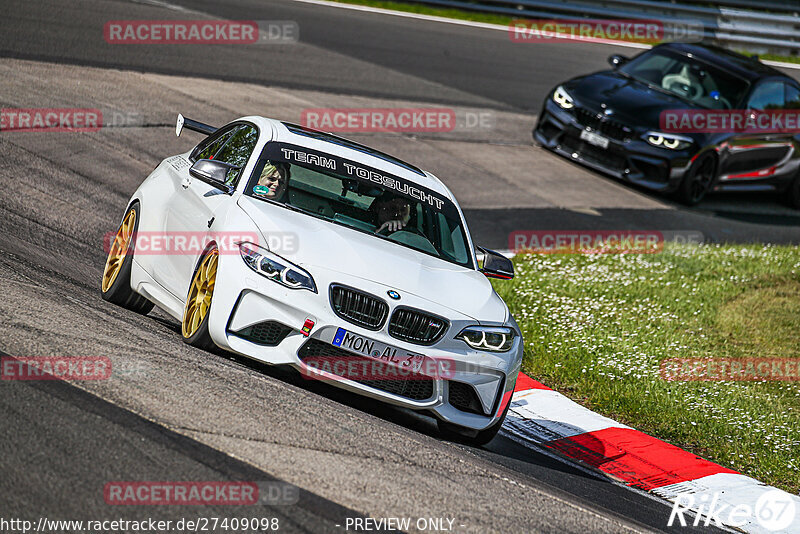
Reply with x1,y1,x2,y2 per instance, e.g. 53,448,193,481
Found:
101,114,522,444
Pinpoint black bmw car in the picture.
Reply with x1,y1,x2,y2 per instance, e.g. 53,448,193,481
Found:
534,43,800,206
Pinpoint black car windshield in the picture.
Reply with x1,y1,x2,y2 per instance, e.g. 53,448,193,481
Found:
619,49,750,109
244,144,474,269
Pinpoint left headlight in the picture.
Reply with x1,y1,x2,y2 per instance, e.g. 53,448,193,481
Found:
239,242,317,293
553,85,575,109
456,326,516,352
644,132,693,150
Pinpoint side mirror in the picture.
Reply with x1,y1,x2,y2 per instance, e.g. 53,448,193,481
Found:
189,159,239,190
175,113,185,137
477,247,514,280
608,54,629,68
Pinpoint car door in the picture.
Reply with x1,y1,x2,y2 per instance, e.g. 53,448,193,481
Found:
156,123,259,300
720,79,795,180
785,83,800,176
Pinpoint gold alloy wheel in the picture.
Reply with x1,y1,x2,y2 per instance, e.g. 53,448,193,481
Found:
182,250,218,338
101,209,136,293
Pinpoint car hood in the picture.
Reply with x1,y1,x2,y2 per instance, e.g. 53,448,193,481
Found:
563,70,705,129
236,196,508,323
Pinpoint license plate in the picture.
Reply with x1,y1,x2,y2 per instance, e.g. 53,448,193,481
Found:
580,129,609,149
332,327,425,373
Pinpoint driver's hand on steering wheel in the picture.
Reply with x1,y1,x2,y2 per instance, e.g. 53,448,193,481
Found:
377,219,405,233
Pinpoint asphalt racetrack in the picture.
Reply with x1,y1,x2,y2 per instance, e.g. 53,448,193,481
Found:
0,0,794,532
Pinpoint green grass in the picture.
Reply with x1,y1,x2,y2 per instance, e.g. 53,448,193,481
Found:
331,0,800,64
326,0,515,25
744,53,800,66
493,244,800,493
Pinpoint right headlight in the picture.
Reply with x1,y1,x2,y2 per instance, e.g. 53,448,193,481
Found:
456,326,516,352
553,85,575,109
644,132,693,151
239,242,316,293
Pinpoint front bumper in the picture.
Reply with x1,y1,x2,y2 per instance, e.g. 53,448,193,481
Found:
534,100,694,193
205,252,522,431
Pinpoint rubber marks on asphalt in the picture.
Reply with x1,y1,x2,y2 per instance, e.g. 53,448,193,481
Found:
502,373,800,533
545,427,737,491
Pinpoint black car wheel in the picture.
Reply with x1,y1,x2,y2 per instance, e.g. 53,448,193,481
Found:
677,153,717,206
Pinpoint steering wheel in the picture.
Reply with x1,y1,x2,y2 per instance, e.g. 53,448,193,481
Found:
378,223,424,238
667,80,702,100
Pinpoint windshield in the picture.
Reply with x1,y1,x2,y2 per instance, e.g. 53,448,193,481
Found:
244,143,474,269
619,48,749,110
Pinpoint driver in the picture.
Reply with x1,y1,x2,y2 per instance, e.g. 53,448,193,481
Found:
253,162,290,202
370,193,412,234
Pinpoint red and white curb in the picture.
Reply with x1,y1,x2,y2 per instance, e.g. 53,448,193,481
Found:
502,373,800,533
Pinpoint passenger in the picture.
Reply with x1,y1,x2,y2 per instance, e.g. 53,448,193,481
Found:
253,162,290,201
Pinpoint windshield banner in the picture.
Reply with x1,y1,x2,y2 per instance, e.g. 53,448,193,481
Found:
252,142,459,219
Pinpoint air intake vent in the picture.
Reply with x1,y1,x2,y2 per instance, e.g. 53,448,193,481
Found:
448,381,485,415
388,307,448,345
230,321,291,346
329,284,388,330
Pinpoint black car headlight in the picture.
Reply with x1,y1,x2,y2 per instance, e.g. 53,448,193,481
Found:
553,85,574,110
456,326,516,352
644,132,693,151
239,242,316,293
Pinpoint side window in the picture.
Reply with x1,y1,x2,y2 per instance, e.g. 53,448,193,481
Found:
786,85,800,110
748,81,785,110
214,125,259,185
190,126,238,162
214,125,258,185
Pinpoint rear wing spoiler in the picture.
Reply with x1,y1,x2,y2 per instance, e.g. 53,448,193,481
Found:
175,114,216,137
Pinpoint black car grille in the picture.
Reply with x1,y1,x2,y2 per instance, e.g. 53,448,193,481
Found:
631,158,670,183
230,321,291,346
297,339,435,401
329,284,388,330
561,131,628,171
573,107,632,142
448,381,485,415
388,308,448,345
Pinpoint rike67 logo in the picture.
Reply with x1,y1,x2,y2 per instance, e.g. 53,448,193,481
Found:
668,490,797,531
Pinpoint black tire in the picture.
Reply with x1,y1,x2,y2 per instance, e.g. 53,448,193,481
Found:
676,152,717,206
437,399,511,446
100,202,154,315
784,173,800,210
181,248,218,351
